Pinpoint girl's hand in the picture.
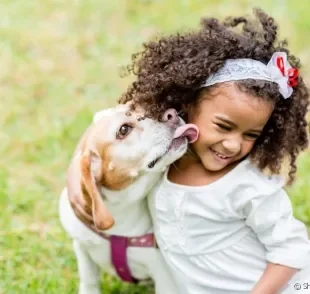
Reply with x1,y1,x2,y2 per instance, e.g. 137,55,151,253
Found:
250,263,297,294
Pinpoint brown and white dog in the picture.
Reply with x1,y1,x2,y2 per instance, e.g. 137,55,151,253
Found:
59,104,198,294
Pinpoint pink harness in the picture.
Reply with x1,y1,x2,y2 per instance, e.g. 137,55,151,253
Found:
88,224,157,283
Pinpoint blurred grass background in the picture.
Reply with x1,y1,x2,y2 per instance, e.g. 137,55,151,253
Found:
0,0,309,293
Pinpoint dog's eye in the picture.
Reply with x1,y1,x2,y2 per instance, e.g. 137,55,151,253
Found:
116,124,133,139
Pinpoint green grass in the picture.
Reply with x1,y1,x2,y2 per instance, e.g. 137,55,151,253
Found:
0,0,309,293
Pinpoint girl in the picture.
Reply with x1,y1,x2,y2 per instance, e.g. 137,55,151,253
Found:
120,8,310,294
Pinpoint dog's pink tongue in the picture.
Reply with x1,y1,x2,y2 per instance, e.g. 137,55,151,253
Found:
173,124,199,143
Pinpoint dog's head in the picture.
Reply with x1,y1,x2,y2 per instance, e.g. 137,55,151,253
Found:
77,104,198,230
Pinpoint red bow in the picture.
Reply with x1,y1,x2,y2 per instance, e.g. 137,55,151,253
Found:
276,56,298,87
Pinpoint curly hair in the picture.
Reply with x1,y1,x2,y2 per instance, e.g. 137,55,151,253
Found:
119,8,309,183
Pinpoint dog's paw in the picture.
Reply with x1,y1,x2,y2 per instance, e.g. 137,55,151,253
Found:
79,283,101,294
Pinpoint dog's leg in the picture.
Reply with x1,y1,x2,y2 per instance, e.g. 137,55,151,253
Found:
73,240,101,294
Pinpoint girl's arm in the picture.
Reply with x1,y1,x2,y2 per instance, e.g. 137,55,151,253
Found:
239,178,310,293
251,263,297,294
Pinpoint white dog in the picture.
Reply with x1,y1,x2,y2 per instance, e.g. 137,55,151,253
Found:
59,104,198,294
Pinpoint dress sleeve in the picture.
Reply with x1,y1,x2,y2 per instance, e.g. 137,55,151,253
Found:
242,182,310,269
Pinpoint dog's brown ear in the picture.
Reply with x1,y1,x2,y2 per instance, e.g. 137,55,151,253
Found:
80,149,114,230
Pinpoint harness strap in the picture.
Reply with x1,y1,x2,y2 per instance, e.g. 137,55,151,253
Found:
69,197,157,283
110,235,138,283
83,223,157,283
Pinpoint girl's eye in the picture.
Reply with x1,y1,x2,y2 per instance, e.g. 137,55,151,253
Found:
217,124,231,131
245,133,260,139
116,124,133,139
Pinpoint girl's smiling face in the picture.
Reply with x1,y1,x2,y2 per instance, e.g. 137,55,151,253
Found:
186,82,274,172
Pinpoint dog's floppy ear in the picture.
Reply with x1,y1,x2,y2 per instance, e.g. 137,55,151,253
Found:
80,149,114,230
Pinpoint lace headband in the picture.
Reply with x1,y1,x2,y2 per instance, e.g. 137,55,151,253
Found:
201,52,298,99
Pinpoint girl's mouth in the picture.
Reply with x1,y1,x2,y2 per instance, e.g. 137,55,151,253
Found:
210,148,232,161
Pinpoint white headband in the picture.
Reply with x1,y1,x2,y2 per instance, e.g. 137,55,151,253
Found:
201,52,298,99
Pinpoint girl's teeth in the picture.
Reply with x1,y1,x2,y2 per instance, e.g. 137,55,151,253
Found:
214,150,228,159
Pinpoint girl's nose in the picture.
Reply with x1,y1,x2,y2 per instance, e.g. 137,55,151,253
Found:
222,137,241,154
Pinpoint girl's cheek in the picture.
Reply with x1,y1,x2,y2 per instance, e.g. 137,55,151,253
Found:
243,141,256,153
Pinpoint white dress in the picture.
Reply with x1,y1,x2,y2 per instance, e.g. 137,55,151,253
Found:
148,159,310,294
